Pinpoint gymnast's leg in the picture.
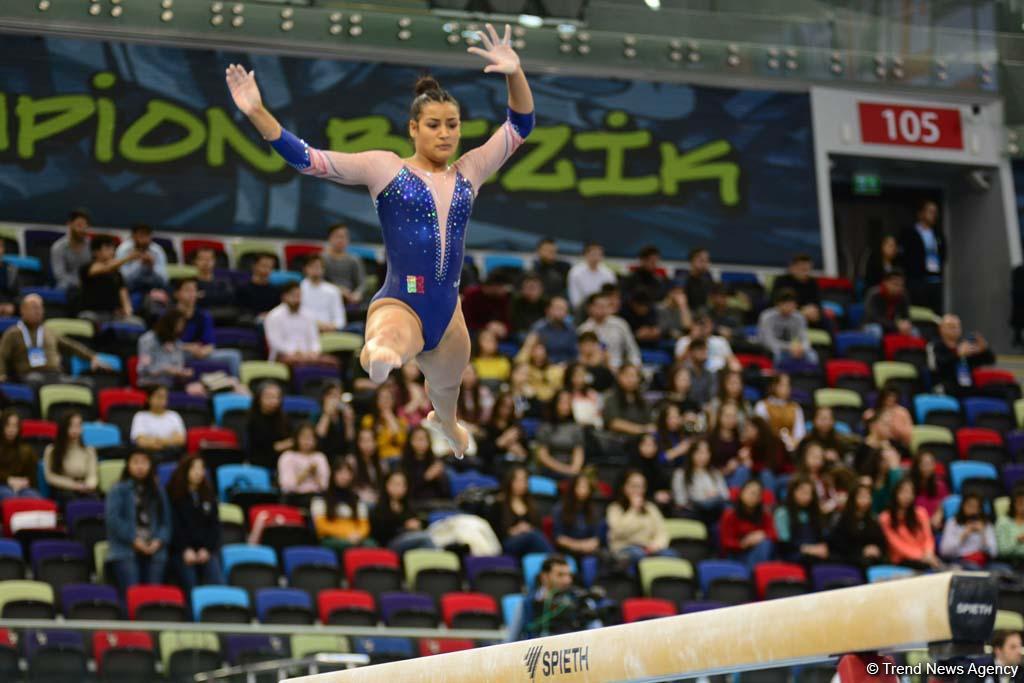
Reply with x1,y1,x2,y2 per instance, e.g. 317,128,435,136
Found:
360,299,425,384
418,303,471,458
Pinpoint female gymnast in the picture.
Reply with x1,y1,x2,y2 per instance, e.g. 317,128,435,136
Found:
226,23,534,458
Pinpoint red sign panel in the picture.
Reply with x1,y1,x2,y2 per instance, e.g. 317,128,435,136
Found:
858,102,963,150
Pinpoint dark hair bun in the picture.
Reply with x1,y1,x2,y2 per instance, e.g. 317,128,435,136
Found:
414,75,443,97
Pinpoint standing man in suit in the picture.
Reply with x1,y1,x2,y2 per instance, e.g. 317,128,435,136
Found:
979,630,1022,683
898,199,945,315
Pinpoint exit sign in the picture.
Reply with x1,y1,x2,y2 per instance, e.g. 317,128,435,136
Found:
853,173,881,195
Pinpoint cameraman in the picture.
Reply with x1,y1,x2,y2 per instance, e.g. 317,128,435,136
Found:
521,555,602,639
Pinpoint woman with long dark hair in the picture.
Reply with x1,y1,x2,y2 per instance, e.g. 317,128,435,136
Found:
278,423,330,497
709,401,744,484
706,370,751,429
909,450,948,530
360,385,407,466
312,457,370,549
492,465,552,558
799,406,846,465
369,469,435,553
719,478,776,569
246,381,293,471
0,410,39,500
227,22,535,459
563,362,603,429
535,390,585,479
827,482,887,567
773,476,829,564
939,492,997,569
878,478,942,569
166,454,223,591
401,425,450,501
480,392,529,473
630,433,673,507
106,451,172,589
738,415,789,494
315,382,356,457
672,439,729,523
456,363,494,437
552,474,602,559
43,411,98,503
350,427,384,505
605,469,674,568
864,234,900,288
603,364,654,437
655,403,691,465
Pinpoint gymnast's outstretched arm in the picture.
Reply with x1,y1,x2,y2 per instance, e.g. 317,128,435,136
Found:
225,64,395,191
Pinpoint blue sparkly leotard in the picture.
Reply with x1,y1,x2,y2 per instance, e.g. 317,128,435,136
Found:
271,109,533,351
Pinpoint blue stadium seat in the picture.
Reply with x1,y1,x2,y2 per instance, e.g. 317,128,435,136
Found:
255,588,313,624
71,354,122,376
269,271,302,286
191,585,250,622
949,461,998,494
222,544,277,577
483,254,525,276
809,564,863,591
697,560,750,594
217,464,273,501
942,495,962,520
502,593,524,631
156,462,177,489
965,397,1012,428
448,470,498,497
914,394,960,424
81,422,122,450
283,547,337,578
866,565,914,583
213,394,252,426
283,395,319,420
528,475,558,497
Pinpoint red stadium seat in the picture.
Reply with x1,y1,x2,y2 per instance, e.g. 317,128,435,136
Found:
187,427,239,454
127,356,139,388
882,334,926,362
972,367,1017,388
92,631,155,674
2,498,58,535
817,277,853,293
284,244,323,271
183,238,227,264
621,597,676,623
419,638,475,657
343,548,400,585
736,354,772,372
125,584,185,621
248,504,304,529
317,589,376,624
753,561,807,600
98,388,146,421
825,360,870,388
956,428,1003,460
20,420,57,441
440,592,499,629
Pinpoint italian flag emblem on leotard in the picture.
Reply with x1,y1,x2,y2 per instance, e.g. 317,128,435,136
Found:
406,275,425,294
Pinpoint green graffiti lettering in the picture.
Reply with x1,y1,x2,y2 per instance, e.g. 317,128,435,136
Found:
501,124,575,192
659,139,740,205
460,119,489,141
15,94,95,159
93,72,116,162
206,107,285,172
573,112,658,197
119,100,206,163
326,115,412,156
0,93,7,153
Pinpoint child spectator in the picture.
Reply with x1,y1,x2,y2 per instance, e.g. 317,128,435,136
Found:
278,424,331,496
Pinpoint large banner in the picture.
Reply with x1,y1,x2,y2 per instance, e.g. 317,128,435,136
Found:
0,35,820,264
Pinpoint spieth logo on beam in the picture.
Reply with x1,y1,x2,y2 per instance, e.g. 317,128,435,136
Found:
523,644,591,681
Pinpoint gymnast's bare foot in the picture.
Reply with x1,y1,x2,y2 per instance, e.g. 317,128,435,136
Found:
423,411,469,459
362,338,402,384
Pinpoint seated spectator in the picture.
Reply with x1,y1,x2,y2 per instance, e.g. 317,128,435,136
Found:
116,223,168,294
928,314,995,397
683,339,716,406
853,413,908,484
863,234,900,288
401,425,449,500
0,240,18,317
395,362,431,427
322,223,366,307
462,273,511,338
278,424,330,496
578,291,641,370
771,254,823,328
237,254,280,319
175,278,242,378
130,385,186,458
510,273,547,335
621,288,662,346
50,208,92,291
316,383,355,456
568,242,616,314
774,476,830,564
360,385,407,465
862,385,913,448
656,283,692,341
246,382,294,471
311,458,370,549
564,362,603,429
707,283,743,339
630,433,672,507
863,270,913,337
719,478,776,569
350,427,383,505
606,469,673,567
739,416,790,489
526,296,577,365
370,470,434,553
166,454,224,592
532,237,570,298
515,340,564,403
575,331,615,392
709,402,744,484
106,451,172,589
996,483,1024,566
940,492,997,569
138,310,223,397
43,412,98,504
0,410,40,500
706,370,751,429
683,247,713,311
264,282,336,366
79,235,145,325
878,477,942,569
795,442,843,515
603,364,654,437
472,328,511,384
552,474,602,560
754,374,805,452
492,465,553,558
827,482,886,568
758,288,817,365
656,403,692,465
674,312,739,374
457,364,494,438
535,390,585,479
192,247,235,309
480,393,529,474
672,439,729,523
800,406,846,465
301,254,346,332
910,450,948,531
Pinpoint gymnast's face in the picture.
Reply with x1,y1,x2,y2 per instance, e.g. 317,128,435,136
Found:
410,102,461,164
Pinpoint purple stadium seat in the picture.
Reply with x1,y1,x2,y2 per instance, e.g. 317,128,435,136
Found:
809,564,863,591
378,592,438,628
681,601,726,614
60,583,121,620
64,499,104,532
222,634,288,665
463,555,518,582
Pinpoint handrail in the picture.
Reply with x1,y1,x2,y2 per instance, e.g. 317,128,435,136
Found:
193,653,370,683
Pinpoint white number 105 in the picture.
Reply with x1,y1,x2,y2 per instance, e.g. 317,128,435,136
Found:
880,108,941,143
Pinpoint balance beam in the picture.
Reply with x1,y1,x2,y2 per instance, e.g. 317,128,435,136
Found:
283,571,996,683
